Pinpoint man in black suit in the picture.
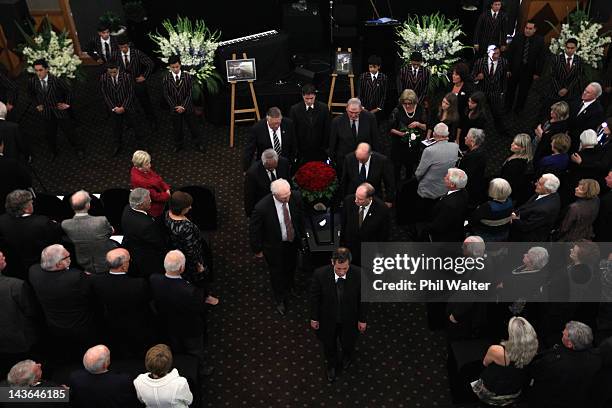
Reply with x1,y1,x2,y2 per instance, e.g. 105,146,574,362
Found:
68,344,140,408
85,23,120,65
289,84,330,164
329,98,379,176
357,55,387,122
162,55,206,153
29,244,97,356
340,143,395,205
472,45,508,123
506,20,545,112
121,188,167,277
511,173,561,241
249,179,305,315
150,250,214,380
0,102,30,161
0,135,32,214
550,38,583,103
595,170,612,242
243,106,297,172
473,0,508,55
457,128,488,207
100,62,144,156
310,247,367,382
568,82,606,152
0,190,62,279
0,70,18,120
397,52,430,104
244,148,290,217
419,168,470,242
340,182,390,265
91,248,152,358
116,36,156,124
28,59,83,159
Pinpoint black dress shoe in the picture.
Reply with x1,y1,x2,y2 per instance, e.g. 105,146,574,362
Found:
275,302,286,316
326,367,336,383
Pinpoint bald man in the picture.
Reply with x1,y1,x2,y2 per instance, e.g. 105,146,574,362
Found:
340,143,395,205
61,190,115,274
249,179,305,315
69,344,139,407
91,248,152,357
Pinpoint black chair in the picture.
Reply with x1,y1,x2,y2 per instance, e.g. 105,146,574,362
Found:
33,192,72,222
100,188,131,234
447,338,491,404
178,185,218,231
61,192,106,218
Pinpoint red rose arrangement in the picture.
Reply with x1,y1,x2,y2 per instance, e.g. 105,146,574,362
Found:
293,161,338,203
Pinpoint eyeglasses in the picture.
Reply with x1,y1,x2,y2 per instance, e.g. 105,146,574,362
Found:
61,255,71,261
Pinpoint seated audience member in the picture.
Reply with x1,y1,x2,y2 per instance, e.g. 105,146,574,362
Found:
0,133,32,215
457,128,487,206
500,133,534,207
340,142,395,205
121,188,167,276
568,129,604,189
595,170,612,242
419,168,469,242
503,247,550,311
133,344,193,407
164,191,218,305
244,148,290,217
91,248,152,358
130,150,170,218
61,190,115,274
472,317,538,405
557,179,600,241
0,251,38,364
534,101,570,164
536,133,571,176
469,178,514,242
511,174,561,242
28,244,96,354
0,189,62,279
69,344,140,408
150,250,214,381
529,321,602,408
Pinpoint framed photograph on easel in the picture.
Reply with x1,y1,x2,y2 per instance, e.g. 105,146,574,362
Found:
334,51,352,75
226,58,257,82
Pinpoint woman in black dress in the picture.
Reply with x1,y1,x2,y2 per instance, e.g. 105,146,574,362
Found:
460,91,490,150
427,92,461,143
165,191,218,305
449,62,474,126
533,101,569,164
500,133,534,207
389,89,427,184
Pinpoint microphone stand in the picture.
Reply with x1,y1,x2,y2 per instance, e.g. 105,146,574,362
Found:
329,0,334,45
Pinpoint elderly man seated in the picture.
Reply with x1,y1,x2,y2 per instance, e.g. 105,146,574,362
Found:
511,173,561,241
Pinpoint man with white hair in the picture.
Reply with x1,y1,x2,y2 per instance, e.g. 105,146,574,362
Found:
68,344,140,407
419,168,469,242
249,178,305,315
568,129,604,189
61,190,116,274
414,123,461,220
150,250,214,379
243,106,297,172
28,244,96,355
329,97,379,174
511,173,561,241
244,148,290,217
568,81,605,152
457,128,487,205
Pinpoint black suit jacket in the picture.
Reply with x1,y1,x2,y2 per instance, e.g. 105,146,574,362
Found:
149,273,206,337
117,47,154,79
473,10,508,50
551,53,583,98
0,213,62,277
244,157,290,217
424,189,469,242
86,35,120,64
457,147,488,205
120,206,167,276
511,193,561,241
0,155,32,214
329,111,379,165
472,56,508,100
289,100,330,163
99,72,135,112
595,190,612,242
310,264,366,344
340,151,395,201
340,195,390,263
507,33,545,76
243,118,297,171
27,74,73,120
162,71,194,113
568,99,605,151
0,70,18,106
357,72,387,111
397,65,430,103
68,369,140,408
0,120,28,160
248,192,305,254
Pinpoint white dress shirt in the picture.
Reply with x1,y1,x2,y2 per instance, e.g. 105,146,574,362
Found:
359,156,371,178
173,71,182,82
488,59,498,75
334,273,347,282
273,196,291,241
564,53,574,68
100,38,111,58
578,99,595,115
359,200,372,219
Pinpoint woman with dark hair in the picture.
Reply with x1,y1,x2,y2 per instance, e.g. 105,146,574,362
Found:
449,62,474,124
533,101,570,164
460,91,490,149
427,92,461,143
164,191,218,305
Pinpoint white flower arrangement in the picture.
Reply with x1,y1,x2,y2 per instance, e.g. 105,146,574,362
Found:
150,16,222,96
549,21,611,69
22,29,82,80
396,13,468,89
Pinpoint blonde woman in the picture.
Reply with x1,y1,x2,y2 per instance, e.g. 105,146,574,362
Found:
130,150,170,218
499,134,533,207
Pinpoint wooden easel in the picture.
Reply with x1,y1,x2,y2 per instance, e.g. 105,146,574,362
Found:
327,48,355,116
229,52,260,147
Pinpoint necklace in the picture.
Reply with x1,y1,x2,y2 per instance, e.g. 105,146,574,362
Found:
405,109,416,119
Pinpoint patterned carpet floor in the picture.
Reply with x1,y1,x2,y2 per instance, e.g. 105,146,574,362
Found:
11,65,548,407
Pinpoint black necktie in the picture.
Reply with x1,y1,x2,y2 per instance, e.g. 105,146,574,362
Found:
566,57,571,71
493,12,497,19
489,61,495,76
359,163,366,182
113,76,117,86
40,79,47,92
124,53,129,67
272,130,281,155
336,278,345,322
522,38,530,64
269,169,276,181
351,120,357,140
358,206,365,228
104,42,110,60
